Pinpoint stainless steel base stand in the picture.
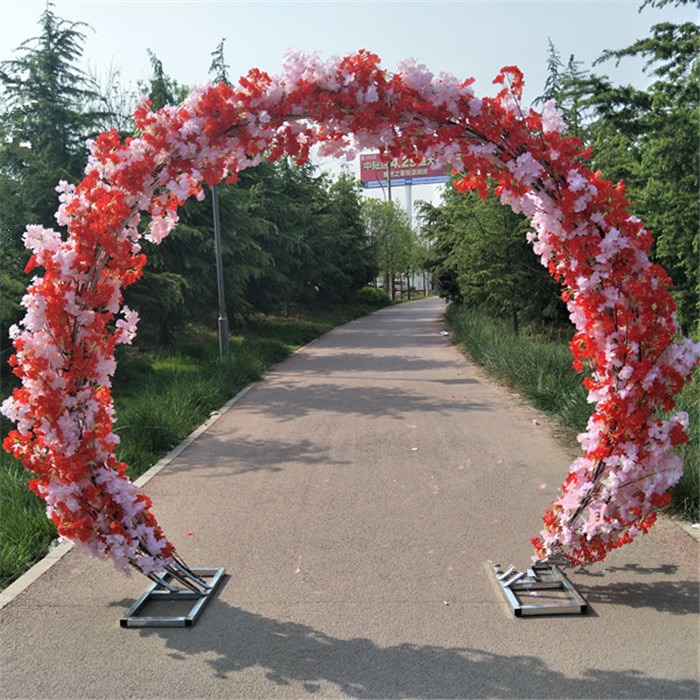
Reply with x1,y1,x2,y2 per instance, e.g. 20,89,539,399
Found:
492,561,587,616
121,566,226,628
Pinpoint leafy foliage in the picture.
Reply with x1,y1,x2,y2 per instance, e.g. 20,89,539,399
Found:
418,183,566,334
356,286,391,308
0,4,110,385
0,6,108,229
540,11,699,332
361,198,417,300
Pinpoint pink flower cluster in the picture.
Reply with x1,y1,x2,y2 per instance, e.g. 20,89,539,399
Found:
3,51,698,575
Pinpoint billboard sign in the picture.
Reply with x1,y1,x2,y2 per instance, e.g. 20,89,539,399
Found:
359,152,450,189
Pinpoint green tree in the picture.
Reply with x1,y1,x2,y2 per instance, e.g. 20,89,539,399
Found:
586,11,698,331
534,40,591,141
143,49,188,109
418,183,565,333
537,38,565,105
311,171,378,304
535,4,698,331
417,199,460,302
361,198,414,300
209,38,231,86
0,4,103,259
242,162,377,313
245,158,327,315
0,4,109,371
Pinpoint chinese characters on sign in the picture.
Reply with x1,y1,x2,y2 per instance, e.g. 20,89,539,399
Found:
359,152,450,188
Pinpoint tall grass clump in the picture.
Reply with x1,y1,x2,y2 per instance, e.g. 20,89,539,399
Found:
446,305,592,433
0,452,57,589
668,372,699,521
445,304,699,521
112,339,267,479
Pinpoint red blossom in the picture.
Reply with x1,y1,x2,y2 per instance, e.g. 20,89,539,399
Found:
3,51,698,576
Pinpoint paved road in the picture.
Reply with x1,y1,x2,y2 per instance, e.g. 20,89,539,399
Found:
1,297,698,699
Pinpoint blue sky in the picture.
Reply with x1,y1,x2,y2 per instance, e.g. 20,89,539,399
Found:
0,0,696,205
2,1,696,101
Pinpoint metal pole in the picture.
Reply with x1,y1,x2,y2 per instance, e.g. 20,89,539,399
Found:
385,162,393,297
211,184,230,359
406,180,412,228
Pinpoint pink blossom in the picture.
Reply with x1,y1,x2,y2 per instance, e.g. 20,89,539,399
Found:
146,212,178,244
115,307,139,345
541,99,566,133
509,152,543,183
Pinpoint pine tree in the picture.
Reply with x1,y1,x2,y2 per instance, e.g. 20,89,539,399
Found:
534,38,564,105
588,13,699,331
0,4,103,231
0,3,107,364
209,39,231,86
534,3,698,331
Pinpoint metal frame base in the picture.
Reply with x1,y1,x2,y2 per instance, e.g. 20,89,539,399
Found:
121,566,226,628
492,561,587,616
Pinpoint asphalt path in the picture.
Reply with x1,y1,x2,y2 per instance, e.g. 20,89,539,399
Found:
1,297,698,699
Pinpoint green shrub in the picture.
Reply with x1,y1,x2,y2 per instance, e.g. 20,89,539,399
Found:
356,286,391,309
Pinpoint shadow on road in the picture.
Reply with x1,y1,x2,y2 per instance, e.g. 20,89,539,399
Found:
579,578,698,616
137,594,697,698
574,563,698,615
281,351,472,375
164,434,352,476
244,381,489,422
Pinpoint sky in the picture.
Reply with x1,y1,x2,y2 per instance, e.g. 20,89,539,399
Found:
0,0,697,208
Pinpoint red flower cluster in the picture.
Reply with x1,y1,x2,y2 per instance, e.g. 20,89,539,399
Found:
3,51,698,576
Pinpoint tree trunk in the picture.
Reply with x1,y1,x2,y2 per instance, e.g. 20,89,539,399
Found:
511,301,519,336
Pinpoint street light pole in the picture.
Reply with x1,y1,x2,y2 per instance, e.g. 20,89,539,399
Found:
386,161,392,202
211,184,230,358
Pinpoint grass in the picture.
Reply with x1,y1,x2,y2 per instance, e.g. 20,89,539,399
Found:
0,306,368,590
0,457,58,589
445,304,699,523
670,375,699,520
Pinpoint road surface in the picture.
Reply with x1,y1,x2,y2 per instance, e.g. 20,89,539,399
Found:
1,297,697,698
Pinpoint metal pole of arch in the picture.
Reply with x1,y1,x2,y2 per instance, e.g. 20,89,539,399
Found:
211,184,230,358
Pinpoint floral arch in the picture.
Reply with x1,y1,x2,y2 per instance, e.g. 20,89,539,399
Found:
3,51,698,581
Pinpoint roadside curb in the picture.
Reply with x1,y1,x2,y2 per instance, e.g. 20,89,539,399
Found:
677,520,700,542
0,539,74,610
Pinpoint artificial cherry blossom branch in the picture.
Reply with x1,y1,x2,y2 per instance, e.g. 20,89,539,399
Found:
3,51,698,577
